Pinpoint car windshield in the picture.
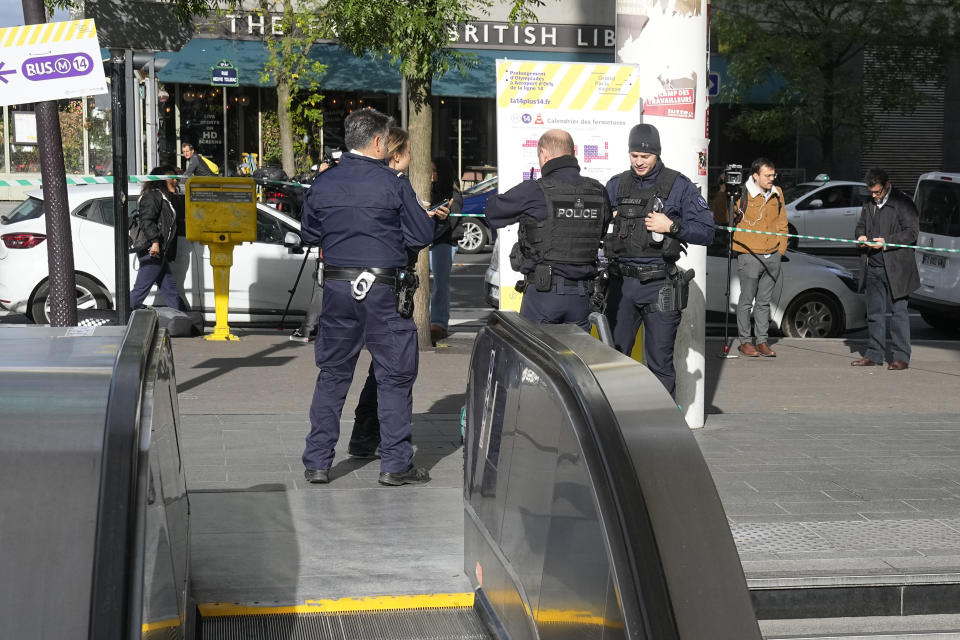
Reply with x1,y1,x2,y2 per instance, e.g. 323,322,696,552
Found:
782,183,821,203
916,179,960,237
464,176,498,196
1,197,44,225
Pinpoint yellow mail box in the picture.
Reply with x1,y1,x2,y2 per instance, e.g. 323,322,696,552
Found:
185,177,257,243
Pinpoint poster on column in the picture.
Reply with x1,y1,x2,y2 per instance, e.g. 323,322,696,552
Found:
495,59,642,311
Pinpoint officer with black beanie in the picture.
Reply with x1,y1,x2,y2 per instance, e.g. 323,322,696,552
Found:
603,123,715,397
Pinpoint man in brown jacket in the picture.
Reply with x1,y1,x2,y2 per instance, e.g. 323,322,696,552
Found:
733,158,788,357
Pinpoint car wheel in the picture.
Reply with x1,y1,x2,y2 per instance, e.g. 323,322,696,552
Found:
29,274,112,324
920,311,959,331
787,223,799,250
458,219,490,254
781,291,843,338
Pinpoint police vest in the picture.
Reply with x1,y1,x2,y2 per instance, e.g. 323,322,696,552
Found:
607,168,683,260
518,176,608,265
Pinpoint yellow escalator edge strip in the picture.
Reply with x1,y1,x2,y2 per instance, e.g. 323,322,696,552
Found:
198,592,476,617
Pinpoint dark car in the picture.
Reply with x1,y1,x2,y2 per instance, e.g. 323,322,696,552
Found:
456,176,497,254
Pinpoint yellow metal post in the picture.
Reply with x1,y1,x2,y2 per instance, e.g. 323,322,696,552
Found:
184,177,257,341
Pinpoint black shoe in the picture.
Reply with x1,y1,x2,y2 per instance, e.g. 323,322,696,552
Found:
304,468,330,484
348,446,379,459
378,465,431,486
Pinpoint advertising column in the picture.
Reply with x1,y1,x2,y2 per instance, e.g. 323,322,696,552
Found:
616,0,709,428
495,59,642,311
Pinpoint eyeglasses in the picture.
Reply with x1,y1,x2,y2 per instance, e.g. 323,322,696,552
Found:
869,187,885,195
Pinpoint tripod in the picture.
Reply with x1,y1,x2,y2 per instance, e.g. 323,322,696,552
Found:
280,247,313,330
719,189,741,358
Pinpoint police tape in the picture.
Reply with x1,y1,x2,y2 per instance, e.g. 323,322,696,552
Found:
0,175,182,186
717,225,960,254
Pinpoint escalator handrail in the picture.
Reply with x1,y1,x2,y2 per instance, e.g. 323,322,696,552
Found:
88,309,159,640
483,311,679,640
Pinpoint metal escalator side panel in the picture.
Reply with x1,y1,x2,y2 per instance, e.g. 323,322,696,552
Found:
550,325,761,640
0,325,122,639
465,312,761,640
88,309,159,640
139,330,192,640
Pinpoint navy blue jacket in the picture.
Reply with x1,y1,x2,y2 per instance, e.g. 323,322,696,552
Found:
605,160,715,265
485,155,613,279
300,152,434,268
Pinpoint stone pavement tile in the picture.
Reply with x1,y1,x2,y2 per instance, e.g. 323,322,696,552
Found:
719,490,843,504
902,499,960,515
722,503,789,517
775,500,918,516
728,513,872,524
741,557,900,578
774,549,925,561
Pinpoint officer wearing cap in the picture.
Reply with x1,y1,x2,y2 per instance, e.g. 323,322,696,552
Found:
299,108,435,486
485,129,612,330
604,123,715,397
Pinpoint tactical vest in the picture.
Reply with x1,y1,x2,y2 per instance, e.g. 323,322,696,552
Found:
518,176,608,265
607,168,682,260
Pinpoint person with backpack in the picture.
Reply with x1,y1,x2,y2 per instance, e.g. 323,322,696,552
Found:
130,166,185,310
180,141,219,181
731,158,788,358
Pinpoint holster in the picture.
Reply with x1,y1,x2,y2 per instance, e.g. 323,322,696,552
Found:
533,263,553,292
394,265,419,319
590,269,610,313
648,266,695,313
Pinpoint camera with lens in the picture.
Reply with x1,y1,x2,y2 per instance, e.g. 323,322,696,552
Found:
723,164,743,197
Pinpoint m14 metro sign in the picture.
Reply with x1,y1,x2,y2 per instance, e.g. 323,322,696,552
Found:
0,19,108,107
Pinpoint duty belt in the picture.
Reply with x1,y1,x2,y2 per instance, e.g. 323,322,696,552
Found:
323,265,400,287
608,262,668,282
322,265,400,301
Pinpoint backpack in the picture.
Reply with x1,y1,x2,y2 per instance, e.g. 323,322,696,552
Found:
200,155,220,175
128,210,150,253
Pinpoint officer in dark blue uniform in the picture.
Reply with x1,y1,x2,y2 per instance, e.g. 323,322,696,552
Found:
299,109,435,486
604,124,714,397
485,129,612,330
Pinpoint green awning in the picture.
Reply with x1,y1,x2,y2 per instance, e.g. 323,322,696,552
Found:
157,38,613,98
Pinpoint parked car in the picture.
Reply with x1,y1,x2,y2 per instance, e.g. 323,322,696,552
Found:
910,172,960,330
0,184,315,324
483,235,866,338
456,176,497,254
782,178,870,250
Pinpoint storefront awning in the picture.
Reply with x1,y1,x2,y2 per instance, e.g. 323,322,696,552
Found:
157,38,613,98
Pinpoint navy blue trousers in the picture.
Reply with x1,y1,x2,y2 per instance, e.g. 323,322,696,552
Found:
130,254,183,310
520,284,592,330
605,276,681,396
303,280,417,473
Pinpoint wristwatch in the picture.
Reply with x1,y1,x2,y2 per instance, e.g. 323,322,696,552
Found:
669,220,681,235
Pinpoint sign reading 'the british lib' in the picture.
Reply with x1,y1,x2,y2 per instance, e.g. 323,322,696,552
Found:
0,19,108,108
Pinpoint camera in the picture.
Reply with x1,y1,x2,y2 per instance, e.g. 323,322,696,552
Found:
723,163,744,200
321,146,342,167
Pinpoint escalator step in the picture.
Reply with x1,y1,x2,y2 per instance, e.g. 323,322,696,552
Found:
201,607,492,640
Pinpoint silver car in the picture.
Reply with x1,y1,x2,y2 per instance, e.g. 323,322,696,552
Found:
783,180,870,250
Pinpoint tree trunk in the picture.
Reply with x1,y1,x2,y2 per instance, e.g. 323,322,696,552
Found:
407,75,434,350
277,78,296,177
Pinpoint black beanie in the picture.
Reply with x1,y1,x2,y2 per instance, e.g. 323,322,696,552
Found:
628,123,661,155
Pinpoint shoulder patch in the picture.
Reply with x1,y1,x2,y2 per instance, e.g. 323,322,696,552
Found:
697,195,708,209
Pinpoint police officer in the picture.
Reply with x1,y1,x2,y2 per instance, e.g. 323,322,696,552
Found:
485,129,611,330
604,123,715,397
299,108,435,486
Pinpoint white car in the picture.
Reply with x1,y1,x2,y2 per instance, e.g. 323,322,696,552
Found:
483,237,866,338
0,184,315,324
910,172,960,330
782,179,870,250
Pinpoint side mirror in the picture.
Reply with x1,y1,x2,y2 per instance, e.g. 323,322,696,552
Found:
284,231,303,253
808,199,824,209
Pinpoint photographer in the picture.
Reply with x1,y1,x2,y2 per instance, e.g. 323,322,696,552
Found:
731,158,787,358
299,108,435,487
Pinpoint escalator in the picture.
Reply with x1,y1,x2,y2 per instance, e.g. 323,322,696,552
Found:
200,311,760,640
0,309,758,639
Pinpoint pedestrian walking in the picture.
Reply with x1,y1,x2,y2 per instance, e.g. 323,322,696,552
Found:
130,166,186,311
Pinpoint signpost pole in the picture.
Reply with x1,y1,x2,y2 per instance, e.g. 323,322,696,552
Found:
223,87,228,174
21,0,77,326
110,49,131,324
